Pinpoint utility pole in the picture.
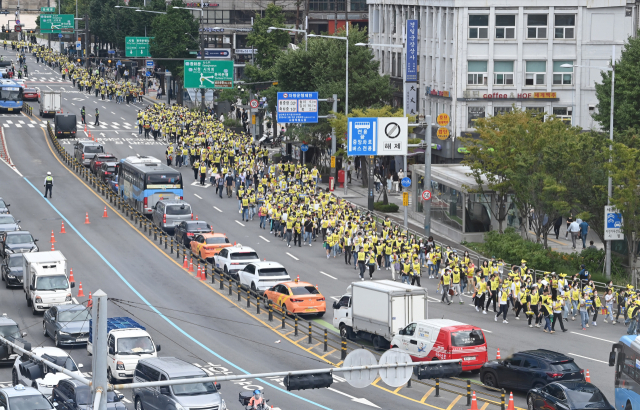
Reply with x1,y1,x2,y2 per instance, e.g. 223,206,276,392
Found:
199,13,205,112
91,290,108,410
424,115,432,237
84,14,89,68
330,94,337,181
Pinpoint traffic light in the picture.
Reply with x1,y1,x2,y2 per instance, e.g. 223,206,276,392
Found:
413,362,462,380
283,372,333,391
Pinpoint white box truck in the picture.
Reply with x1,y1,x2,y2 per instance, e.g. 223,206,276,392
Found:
38,90,61,117
332,280,428,350
23,251,73,315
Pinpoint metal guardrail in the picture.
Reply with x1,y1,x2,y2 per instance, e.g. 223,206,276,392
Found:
23,103,32,116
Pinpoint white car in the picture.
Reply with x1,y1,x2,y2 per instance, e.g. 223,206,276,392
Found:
238,261,291,293
12,346,83,397
213,245,260,277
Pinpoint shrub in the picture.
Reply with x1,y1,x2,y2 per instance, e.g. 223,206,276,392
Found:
223,118,242,128
374,202,399,213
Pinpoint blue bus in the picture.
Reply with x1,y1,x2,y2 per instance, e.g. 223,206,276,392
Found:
118,156,183,215
610,336,640,410
0,80,23,112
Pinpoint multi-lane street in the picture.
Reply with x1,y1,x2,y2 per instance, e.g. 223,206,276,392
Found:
0,47,619,410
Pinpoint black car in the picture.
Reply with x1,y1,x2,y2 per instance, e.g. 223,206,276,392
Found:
1,253,24,288
527,381,613,410
0,315,27,364
0,197,10,214
174,220,212,247
0,231,38,258
43,305,91,347
89,153,117,175
480,349,584,391
97,162,118,184
0,214,20,233
52,379,126,410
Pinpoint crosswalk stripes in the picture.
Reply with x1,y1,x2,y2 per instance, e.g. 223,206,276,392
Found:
0,120,135,130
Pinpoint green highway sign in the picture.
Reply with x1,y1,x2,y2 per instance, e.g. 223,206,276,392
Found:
183,60,234,89
40,14,73,33
40,7,56,12
189,51,198,55
125,37,152,57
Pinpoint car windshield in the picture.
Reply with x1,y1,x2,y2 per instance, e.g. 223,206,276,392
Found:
171,376,218,396
0,324,21,338
231,252,259,260
451,330,485,347
0,215,15,223
8,255,23,267
258,268,288,277
290,286,320,295
75,387,118,405
565,386,607,404
5,233,33,244
9,395,53,409
84,146,103,154
0,199,5,207
550,361,580,372
205,237,229,244
24,88,36,93
96,155,116,162
187,221,209,230
117,336,155,354
105,166,116,172
47,355,79,371
166,205,191,215
147,173,181,185
35,275,69,291
58,309,91,322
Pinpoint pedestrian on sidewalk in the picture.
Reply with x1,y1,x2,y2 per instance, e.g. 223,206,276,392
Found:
579,219,590,249
568,219,581,250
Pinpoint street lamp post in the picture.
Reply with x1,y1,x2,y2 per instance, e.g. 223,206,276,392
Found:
267,26,308,51
174,6,205,112
562,45,615,279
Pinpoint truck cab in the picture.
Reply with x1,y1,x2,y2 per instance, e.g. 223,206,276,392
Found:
332,294,353,339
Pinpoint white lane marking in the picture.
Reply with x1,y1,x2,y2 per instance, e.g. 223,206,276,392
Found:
71,103,75,106
129,145,132,149
259,235,270,243
235,220,245,227
320,271,337,280
481,328,493,333
286,252,299,261
115,131,119,134
27,124,34,128
570,332,616,344
15,124,21,128
568,353,608,364
72,297,78,304
194,194,202,199
213,206,222,212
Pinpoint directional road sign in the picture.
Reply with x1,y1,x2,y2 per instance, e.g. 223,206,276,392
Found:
125,37,152,57
146,60,154,68
401,177,411,188
40,14,73,33
183,59,233,89
377,117,408,155
197,48,231,59
347,118,377,156
300,144,308,152
604,205,623,240
76,41,81,50
40,7,56,12
276,92,318,124
249,99,259,109
422,190,432,201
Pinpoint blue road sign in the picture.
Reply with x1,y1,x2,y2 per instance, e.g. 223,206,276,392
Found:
116,60,122,66
607,212,622,229
108,50,115,54
146,60,154,68
197,49,231,58
604,205,623,240
347,118,378,156
401,177,411,188
58,33,62,38
300,144,309,152
277,92,319,124
146,71,151,77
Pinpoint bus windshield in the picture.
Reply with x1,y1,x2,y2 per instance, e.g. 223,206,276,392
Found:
0,87,22,101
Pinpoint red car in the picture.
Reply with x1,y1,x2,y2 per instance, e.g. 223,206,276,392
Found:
23,88,39,101
89,154,117,174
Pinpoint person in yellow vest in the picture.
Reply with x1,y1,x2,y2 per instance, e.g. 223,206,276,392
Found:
550,295,567,333
527,285,542,327
541,296,554,332
495,283,510,323
366,250,377,280
357,247,367,280
591,290,602,327
451,267,463,304
440,269,452,305
199,162,207,186
411,258,421,287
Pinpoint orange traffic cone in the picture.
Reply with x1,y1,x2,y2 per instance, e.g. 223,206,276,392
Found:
102,207,108,218
87,292,93,308
200,266,205,281
51,242,55,251
469,391,478,410
496,348,501,360
183,255,188,269
507,392,515,410
84,213,90,224
295,275,299,283
195,215,198,221
188,258,194,272
69,268,75,283
50,230,56,243
60,221,66,234
196,264,201,279
77,282,85,297
84,124,87,133
585,369,591,382
234,241,237,246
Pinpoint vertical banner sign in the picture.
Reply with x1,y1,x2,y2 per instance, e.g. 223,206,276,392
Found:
604,205,623,240
406,19,418,82
405,83,418,116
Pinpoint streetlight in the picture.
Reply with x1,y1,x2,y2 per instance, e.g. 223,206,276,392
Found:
267,26,308,51
134,9,167,14
560,45,615,279
173,6,205,111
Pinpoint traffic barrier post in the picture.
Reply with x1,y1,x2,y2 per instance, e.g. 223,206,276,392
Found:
237,283,242,302
170,238,174,254
323,329,328,352
256,296,261,314
281,309,286,329
228,276,232,296
341,337,347,360
467,380,471,406
268,300,273,322
164,234,168,249
154,227,158,241
435,379,440,397
308,322,312,344
294,316,298,336
501,389,505,410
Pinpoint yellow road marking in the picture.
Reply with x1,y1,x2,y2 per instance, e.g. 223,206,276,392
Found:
420,387,435,403
321,349,336,358
480,402,490,410
393,385,404,393
41,128,453,410
446,395,462,410
304,342,322,351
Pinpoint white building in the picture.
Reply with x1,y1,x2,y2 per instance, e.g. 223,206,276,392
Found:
367,0,637,158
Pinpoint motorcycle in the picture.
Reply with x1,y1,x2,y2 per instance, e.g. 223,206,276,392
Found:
239,391,271,410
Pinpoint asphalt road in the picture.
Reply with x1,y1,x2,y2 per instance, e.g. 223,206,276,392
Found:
0,47,620,410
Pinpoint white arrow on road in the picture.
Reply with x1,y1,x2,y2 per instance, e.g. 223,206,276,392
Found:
100,133,105,138
327,388,380,408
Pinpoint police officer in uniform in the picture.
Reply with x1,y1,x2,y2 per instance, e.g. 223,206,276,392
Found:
80,106,86,124
94,108,100,126
43,172,53,198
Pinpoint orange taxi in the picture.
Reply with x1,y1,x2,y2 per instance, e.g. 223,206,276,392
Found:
190,233,232,260
263,281,326,317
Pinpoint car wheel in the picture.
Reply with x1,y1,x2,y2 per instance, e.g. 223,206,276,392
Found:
12,369,19,386
1,271,4,281
626,401,633,410
251,282,257,294
32,304,38,316
43,322,48,337
135,398,144,410
26,294,32,307
482,372,499,388
527,395,535,410
339,324,354,340
107,367,115,384
54,332,60,347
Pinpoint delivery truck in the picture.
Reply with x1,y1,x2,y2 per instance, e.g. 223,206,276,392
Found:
332,280,428,350
87,317,161,383
23,251,73,315
38,90,61,117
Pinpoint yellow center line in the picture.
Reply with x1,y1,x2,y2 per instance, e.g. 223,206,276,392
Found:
446,395,462,410
420,387,435,403
480,403,490,410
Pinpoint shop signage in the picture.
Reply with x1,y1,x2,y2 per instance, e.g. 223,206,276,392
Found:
461,90,558,100
427,88,450,98
200,27,225,32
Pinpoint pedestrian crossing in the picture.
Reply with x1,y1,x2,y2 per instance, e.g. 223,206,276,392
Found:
0,119,137,130
23,76,71,83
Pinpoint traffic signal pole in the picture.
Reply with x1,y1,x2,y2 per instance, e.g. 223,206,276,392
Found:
91,290,108,410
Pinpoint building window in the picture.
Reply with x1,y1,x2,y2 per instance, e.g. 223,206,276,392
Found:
467,61,487,85
527,14,547,39
495,15,515,39
553,107,572,124
555,14,575,39
468,106,485,128
525,61,546,85
351,0,366,11
494,107,512,116
526,107,546,120
553,61,573,85
494,61,514,85
469,15,489,39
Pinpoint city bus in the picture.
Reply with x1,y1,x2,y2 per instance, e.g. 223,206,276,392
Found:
118,155,184,215
610,335,640,410
0,79,23,112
